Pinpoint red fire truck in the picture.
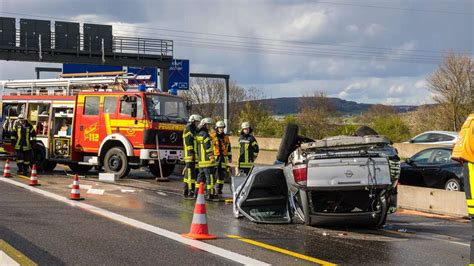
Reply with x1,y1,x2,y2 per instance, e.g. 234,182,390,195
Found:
0,76,188,178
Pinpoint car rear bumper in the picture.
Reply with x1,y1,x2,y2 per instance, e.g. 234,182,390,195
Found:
308,211,383,226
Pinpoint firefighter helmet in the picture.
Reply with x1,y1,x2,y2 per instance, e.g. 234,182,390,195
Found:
201,117,214,125
189,114,202,122
241,122,250,129
216,121,225,128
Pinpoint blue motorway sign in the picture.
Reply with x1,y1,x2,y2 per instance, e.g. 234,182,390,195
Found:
168,59,189,90
63,64,158,88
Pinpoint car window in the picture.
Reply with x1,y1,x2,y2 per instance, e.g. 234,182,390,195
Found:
429,149,451,164
434,133,454,142
411,149,434,163
412,133,430,143
84,96,100,116
103,96,117,114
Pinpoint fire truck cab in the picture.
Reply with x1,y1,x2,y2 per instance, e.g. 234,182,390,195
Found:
0,76,187,178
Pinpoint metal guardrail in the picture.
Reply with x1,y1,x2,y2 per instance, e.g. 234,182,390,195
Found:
0,29,173,58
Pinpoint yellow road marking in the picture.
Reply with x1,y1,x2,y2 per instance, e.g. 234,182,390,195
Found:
0,239,37,266
225,234,337,266
16,175,29,180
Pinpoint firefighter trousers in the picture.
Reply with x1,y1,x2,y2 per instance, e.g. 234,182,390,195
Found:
463,162,474,264
197,167,215,197
183,162,196,196
214,160,227,194
15,149,32,174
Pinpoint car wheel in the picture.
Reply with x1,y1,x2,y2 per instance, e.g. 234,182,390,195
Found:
104,147,130,179
445,178,461,191
32,144,57,172
293,190,311,225
149,161,175,177
276,123,299,163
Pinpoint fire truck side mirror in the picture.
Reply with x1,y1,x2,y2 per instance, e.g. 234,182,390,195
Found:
186,100,192,113
131,102,138,118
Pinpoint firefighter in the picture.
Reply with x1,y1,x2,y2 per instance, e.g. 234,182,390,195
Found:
451,113,474,264
237,122,259,175
210,121,231,195
182,114,202,198
11,113,36,175
196,117,217,199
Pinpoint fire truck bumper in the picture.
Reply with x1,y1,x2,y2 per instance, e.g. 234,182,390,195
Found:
140,149,183,161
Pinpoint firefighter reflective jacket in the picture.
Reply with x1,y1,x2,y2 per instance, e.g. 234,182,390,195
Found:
211,131,232,167
238,130,259,169
452,113,474,163
11,120,36,151
183,123,198,163
196,127,216,168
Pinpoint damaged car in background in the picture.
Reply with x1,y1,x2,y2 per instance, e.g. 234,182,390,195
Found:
232,124,401,227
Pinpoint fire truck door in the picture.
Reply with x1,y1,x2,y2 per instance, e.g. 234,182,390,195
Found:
75,96,100,153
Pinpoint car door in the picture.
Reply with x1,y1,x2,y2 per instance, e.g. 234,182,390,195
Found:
233,166,291,223
75,95,101,153
401,149,435,186
421,149,451,188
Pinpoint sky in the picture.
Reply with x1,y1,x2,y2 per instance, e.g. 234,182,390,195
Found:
0,0,473,105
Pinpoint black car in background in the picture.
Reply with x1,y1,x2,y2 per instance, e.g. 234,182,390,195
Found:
400,147,464,191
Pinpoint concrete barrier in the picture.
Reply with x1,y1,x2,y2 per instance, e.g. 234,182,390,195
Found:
397,185,467,217
392,143,453,159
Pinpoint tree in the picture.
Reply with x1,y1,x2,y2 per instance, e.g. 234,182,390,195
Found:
180,78,247,130
297,92,334,139
428,52,474,131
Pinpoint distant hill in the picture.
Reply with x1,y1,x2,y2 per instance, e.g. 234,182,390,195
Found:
247,97,416,116
194,97,419,116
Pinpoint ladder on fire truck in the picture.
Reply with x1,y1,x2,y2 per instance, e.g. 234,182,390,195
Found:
0,72,153,96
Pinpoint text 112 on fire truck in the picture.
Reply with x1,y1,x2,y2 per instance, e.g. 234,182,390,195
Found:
0,74,189,178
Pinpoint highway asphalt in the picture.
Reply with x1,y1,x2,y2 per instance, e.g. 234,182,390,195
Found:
0,164,471,265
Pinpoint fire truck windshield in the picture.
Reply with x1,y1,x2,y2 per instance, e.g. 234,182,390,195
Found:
146,95,187,122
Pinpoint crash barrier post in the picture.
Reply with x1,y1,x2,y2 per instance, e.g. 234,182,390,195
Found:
182,181,217,240
28,164,40,186
2,159,11,177
70,174,84,200
398,185,468,217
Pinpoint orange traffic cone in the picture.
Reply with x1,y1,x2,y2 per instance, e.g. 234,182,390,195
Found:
3,159,11,177
70,174,84,200
28,164,40,186
182,182,217,240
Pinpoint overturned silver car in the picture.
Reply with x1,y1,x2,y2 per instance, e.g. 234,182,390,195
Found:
232,124,400,227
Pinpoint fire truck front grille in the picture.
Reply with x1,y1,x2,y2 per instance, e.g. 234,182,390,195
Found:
144,129,183,146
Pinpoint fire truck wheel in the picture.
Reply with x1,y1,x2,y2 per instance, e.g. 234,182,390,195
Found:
68,163,93,173
32,144,56,172
149,162,175,177
104,147,131,178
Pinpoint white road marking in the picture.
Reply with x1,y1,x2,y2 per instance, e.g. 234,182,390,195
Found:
0,177,269,265
68,184,92,190
87,189,105,195
157,192,167,196
0,251,20,266
121,189,136,193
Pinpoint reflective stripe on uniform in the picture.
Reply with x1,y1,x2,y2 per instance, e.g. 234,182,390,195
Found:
468,206,474,215
469,163,474,197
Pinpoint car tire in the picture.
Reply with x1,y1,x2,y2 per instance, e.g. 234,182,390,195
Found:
149,162,175,177
32,144,57,172
293,190,312,225
354,126,378,137
445,178,461,191
68,163,93,173
103,147,131,179
276,123,299,163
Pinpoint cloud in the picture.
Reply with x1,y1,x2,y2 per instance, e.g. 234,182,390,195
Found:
0,0,471,106
364,23,387,37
